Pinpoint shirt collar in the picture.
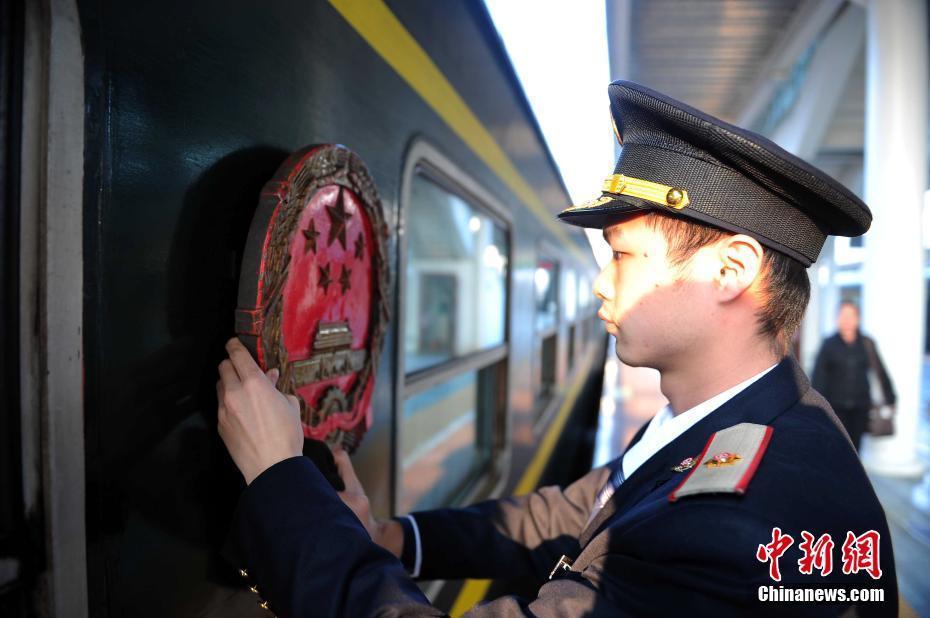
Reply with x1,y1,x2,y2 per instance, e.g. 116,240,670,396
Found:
654,362,779,430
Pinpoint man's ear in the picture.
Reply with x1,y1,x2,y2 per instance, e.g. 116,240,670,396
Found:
716,234,764,300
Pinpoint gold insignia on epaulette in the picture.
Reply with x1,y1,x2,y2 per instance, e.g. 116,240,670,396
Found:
704,451,742,468
669,423,773,502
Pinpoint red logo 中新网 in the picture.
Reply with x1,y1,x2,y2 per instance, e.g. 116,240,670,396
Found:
757,528,882,581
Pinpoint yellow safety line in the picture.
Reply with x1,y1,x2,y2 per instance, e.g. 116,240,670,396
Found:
449,349,598,616
328,0,586,263
448,579,492,618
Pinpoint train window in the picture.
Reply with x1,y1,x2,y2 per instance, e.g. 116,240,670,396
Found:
399,157,510,513
399,359,504,512
533,256,559,416
567,324,576,372
538,333,557,398
578,275,591,311
404,173,508,374
589,313,601,348
564,270,577,371
534,258,559,333
565,269,577,323
578,275,592,348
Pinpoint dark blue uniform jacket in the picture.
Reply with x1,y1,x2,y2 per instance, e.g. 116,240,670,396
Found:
229,357,898,616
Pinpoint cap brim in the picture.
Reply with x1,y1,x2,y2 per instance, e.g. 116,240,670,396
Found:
557,194,654,229
559,191,816,266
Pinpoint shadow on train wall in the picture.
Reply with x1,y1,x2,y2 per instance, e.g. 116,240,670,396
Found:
85,147,290,616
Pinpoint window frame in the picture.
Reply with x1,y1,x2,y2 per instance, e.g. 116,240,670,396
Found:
394,139,513,514
563,267,578,373
533,244,561,339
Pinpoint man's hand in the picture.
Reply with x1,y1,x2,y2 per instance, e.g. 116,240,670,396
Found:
333,448,403,559
217,337,304,485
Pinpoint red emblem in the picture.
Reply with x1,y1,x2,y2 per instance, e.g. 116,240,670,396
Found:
236,144,390,452
671,456,697,472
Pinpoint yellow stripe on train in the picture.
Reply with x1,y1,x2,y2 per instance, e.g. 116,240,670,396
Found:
328,0,586,262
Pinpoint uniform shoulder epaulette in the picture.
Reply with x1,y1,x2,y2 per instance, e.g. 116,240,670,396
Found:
669,422,773,502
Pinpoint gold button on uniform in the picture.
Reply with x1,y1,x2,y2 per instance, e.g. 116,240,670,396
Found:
249,585,259,594
238,568,249,579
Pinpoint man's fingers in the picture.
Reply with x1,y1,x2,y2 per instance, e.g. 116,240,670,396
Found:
225,337,263,382
266,367,280,385
333,448,363,493
215,380,230,446
218,359,240,390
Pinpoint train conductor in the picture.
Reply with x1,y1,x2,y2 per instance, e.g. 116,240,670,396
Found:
216,81,898,616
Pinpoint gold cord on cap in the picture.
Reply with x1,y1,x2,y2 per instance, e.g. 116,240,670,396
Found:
602,175,690,210
561,175,690,213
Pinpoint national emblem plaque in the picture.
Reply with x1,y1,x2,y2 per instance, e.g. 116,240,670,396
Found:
235,144,390,454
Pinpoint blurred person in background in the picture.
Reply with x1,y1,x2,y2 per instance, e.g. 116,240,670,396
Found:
812,301,896,451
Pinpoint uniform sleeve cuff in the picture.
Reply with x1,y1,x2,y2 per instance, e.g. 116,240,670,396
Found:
393,514,422,578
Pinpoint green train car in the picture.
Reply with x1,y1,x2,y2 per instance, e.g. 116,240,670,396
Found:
0,1,607,615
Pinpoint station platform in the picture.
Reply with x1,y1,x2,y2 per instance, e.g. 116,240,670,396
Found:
592,348,928,617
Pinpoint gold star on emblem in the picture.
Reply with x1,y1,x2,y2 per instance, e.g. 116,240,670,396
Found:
339,265,352,294
318,263,332,294
353,234,364,259
326,187,350,251
302,218,320,254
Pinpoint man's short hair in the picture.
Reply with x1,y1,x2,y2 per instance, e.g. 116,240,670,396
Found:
643,212,810,356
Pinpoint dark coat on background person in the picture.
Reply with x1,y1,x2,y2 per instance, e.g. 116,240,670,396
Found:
812,332,895,410
228,357,897,617
812,332,896,449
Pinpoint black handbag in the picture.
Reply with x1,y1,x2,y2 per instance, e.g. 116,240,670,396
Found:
868,405,895,437
863,337,895,437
